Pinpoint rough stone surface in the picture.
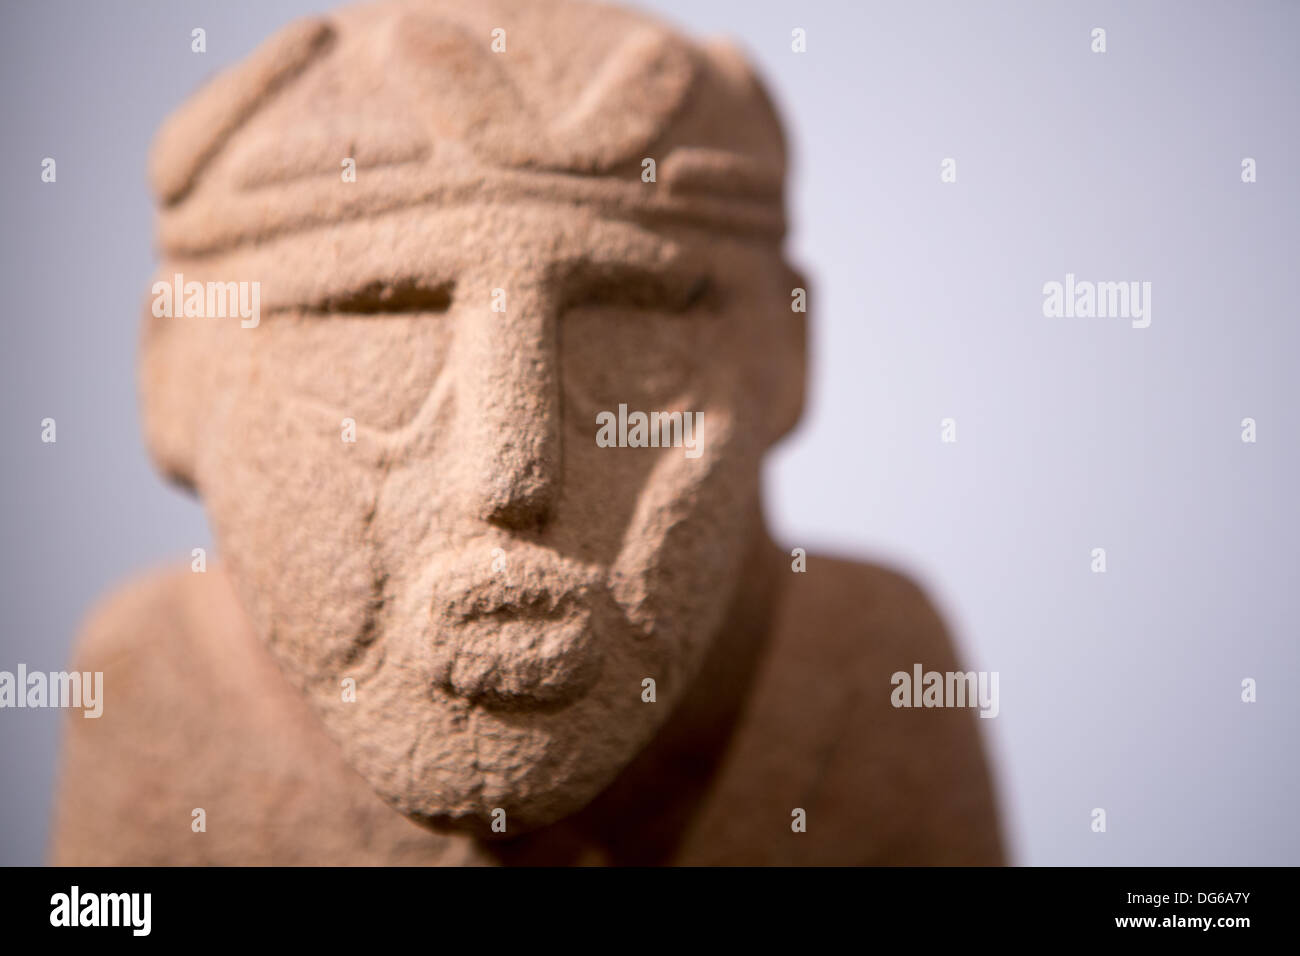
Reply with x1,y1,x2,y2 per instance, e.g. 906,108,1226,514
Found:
51,0,1003,865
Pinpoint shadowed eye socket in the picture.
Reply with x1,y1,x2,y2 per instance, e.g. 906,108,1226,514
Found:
561,267,715,412
303,277,455,315
562,267,719,315
680,275,714,311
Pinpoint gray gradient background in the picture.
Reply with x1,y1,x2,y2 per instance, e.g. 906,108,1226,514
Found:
2,0,1296,866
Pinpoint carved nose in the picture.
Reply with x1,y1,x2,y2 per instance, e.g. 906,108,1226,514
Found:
458,285,562,530
479,430,561,529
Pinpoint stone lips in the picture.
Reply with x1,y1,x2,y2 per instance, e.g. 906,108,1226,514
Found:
149,0,790,258
425,547,612,707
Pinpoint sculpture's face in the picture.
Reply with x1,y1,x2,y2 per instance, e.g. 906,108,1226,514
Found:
174,201,801,831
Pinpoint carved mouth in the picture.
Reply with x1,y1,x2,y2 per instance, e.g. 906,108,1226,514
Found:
429,573,605,708
441,579,593,624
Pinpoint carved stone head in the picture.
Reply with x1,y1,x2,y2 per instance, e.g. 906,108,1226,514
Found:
141,0,806,832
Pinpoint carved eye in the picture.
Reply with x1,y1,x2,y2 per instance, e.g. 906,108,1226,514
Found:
681,275,713,311
563,269,718,316
257,278,456,432
305,278,454,315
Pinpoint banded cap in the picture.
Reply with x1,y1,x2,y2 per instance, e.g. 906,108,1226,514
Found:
149,0,789,257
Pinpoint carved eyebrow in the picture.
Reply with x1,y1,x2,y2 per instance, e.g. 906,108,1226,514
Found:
299,277,455,315
561,262,717,314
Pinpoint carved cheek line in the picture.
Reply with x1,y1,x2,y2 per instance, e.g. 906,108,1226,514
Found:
607,407,733,633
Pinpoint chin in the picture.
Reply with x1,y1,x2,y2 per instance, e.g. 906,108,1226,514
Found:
373,705,661,835
310,623,674,835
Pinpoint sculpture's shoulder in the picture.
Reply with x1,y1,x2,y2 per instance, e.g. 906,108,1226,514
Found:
776,554,960,664
58,561,263,730
49,564,465,865
679,554,1006,865
65,563,196,674
50,564,219,864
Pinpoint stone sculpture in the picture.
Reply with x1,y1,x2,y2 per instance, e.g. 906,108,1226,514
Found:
51,0,1002,865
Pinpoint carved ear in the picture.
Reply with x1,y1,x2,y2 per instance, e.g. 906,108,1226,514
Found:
138,305,203,492
764,264,809,445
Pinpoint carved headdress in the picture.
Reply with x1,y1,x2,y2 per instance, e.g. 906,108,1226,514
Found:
150,0,789,257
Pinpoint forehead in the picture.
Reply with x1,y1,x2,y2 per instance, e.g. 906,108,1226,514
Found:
164,201,782,312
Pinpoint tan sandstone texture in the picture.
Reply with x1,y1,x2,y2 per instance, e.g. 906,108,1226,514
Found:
50,0,1003,865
